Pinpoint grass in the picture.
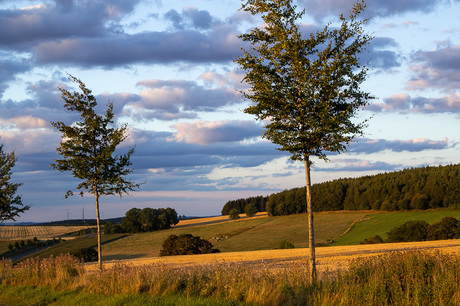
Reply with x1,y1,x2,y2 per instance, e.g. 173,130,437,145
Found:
101,211,369,260
332,209,460,245
1,249,460,305
0,285,243,306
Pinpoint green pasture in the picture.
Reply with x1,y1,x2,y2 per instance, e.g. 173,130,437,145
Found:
332,209,460,246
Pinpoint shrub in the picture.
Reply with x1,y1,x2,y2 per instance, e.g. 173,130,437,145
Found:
71,248,98,262
277,240,295,249
229,208,240,220
386,220,428,243
360,235,384,245
427,217,459,240
244,203,258,217
104,222,124,234
160,234,220,256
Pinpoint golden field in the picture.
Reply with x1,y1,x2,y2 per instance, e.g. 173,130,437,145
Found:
0,225,94,240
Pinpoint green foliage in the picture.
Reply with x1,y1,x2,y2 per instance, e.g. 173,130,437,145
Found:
360,235,384,245
277,240,295,249
159,234,220,256
228,208,240,220
426,217,460,240
71,248,98,262
256,164,460,216
221,196,268,215
386,220,429,243
244,203,258,217
120,207,178,233
0,143,30,221
103,222,124,234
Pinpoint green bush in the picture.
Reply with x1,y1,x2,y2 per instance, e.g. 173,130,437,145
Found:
427,217,460,240
386,220,428,243
277,240,295,249
160,234,220,256
228,208,240,220
71,248,98,262
360,235,384,245
244,203,258,217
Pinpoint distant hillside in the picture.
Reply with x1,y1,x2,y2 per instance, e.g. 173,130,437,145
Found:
222,164,460,216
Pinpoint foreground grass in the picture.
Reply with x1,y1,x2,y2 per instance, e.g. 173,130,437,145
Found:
333,209,460,245
1,249,460,305
0,285,242,306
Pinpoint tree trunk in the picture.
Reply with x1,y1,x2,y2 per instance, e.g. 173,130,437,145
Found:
95,188,103,271
304,154,317,282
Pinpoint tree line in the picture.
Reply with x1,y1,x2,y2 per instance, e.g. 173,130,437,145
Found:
222,164,460,216
104,207,178,234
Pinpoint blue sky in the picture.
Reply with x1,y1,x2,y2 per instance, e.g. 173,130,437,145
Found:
1,0,459,222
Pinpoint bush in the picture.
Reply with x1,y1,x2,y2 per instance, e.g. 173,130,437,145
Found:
277,240,295,249
427,217,459,240
160,234,220,256
104,222,124,234
386,220,428,243
228,208,240,220
244,203,258,217
360,235,384,245
71,248,98,262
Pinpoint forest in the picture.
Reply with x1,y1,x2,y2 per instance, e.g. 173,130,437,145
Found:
221,164,460,216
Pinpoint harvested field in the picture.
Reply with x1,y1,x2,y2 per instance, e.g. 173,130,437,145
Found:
86,239,460,275
0,226,95,240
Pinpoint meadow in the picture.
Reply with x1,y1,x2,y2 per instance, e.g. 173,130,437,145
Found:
0,225,94,240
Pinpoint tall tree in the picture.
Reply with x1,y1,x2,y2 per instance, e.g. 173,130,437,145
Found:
236,0,374,281
0,143,30,222
51,75,141,270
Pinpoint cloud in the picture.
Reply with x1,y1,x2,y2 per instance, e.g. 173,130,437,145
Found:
0,0,141,50
349,137,450,154
297,0,450,21
362,37,401,69
164,7,213,30
406,45,460,91
0,115,48,129
316,159,401,172
34,24,241,67
366,93,460,114
169,120,261,145
135,78,241,118
0,57,31,97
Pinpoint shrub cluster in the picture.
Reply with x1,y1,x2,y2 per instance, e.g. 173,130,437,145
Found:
160,234,220,256
361,217,460,244
104,207,178,234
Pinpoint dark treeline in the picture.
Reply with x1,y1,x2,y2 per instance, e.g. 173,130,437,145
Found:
222,164,460,216
105,207,178,234
221,196,269,215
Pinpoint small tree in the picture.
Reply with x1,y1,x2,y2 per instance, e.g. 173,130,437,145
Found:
0,143,30,222
244,203,258,217
236,0,373,281
51,75,141,271
160,234,220,256
229,208,240,220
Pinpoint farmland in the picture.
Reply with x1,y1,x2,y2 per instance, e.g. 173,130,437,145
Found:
0,225,95,240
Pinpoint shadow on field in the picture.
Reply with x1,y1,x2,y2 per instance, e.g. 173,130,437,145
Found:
103,253,149,261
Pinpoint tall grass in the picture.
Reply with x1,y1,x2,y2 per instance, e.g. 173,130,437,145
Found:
1,250,460,305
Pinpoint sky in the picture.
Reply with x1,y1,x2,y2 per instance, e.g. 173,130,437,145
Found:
1,0,459,223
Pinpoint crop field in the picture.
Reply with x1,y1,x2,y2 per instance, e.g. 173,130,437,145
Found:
0,226,94,240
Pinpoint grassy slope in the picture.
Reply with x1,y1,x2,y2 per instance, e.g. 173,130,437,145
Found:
101,211,369,260
332,209,460,246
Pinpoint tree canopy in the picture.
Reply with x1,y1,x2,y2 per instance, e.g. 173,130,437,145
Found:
0,143,29,222
51,75,140,270
236,0,374,281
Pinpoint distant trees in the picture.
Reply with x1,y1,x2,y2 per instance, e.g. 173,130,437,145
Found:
240,164,460,216
50,75,141,270
160,234,220,256
0,143,30,221
229,208,240,220
221,196,268,215
104,207,179,234
244,203,258,217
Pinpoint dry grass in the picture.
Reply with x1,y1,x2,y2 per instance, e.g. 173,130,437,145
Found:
173,212,269,228
87,239,460,275
0,226,95,240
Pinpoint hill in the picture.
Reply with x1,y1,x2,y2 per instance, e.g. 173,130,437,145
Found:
222,164,460,215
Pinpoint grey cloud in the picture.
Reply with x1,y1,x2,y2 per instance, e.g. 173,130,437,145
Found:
0,57,31,97
297,0,449,21
407,45,460,91
34,25,240,67
0,0,141,50
363,37,401,69
165,7,213,30
366,93,460,114
348,138,450,154
315,159,402,172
